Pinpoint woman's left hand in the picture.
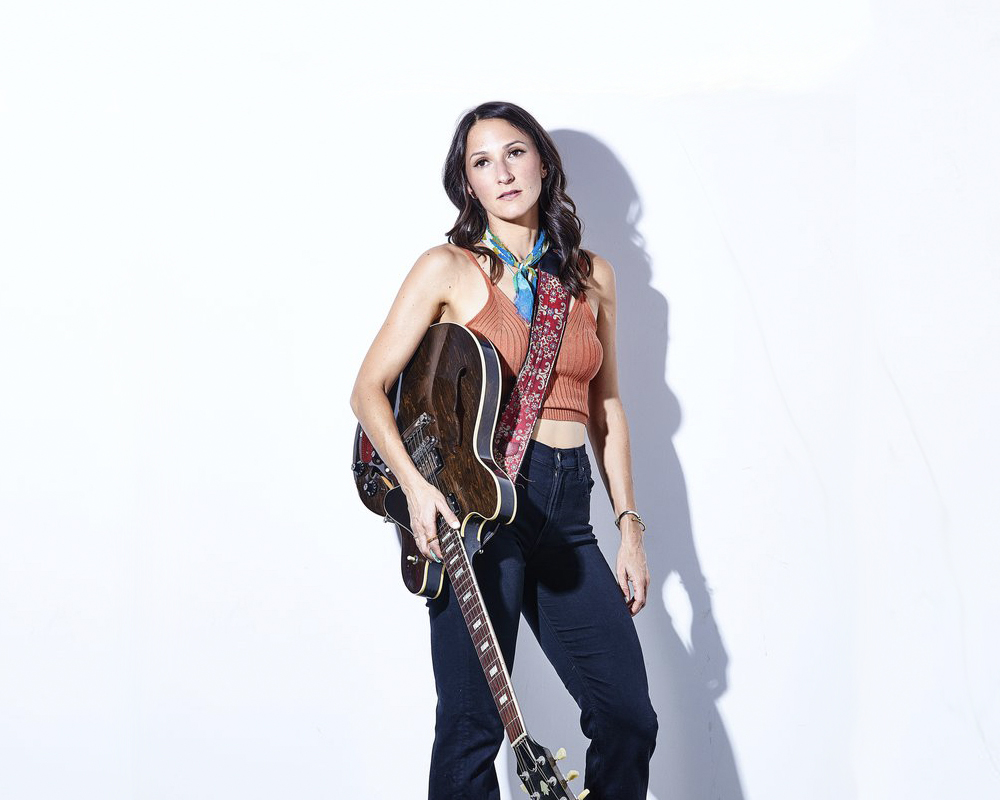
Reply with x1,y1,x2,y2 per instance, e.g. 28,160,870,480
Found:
616,528,650,616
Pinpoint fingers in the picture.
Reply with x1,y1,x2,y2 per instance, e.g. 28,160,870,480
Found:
409,511,437,561
428,532,444,563
629,573,648,616
413,492,460,563
414,527,444,563
619,565,650,617
617,567,632,603
436,496,461,532
431,495,460,562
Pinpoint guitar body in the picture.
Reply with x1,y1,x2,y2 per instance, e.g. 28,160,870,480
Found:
352,322,516,597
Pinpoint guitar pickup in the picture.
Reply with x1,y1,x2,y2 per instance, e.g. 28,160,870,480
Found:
409,435,444,475
429,447,444,473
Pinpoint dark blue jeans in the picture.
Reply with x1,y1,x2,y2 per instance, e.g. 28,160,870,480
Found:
427,440,657,799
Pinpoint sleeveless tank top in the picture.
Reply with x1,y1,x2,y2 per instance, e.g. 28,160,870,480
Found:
459,249,604,424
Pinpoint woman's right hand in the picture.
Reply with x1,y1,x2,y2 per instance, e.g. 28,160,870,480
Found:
401,477,461,562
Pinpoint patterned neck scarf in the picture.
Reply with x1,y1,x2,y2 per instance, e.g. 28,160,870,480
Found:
481,228,549,322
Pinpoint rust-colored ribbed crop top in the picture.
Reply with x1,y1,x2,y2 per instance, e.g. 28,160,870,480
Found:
459,249,604,424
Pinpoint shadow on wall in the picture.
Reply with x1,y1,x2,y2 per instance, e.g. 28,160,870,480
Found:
504,130,746,800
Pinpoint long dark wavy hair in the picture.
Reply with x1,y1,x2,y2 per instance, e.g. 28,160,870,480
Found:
443,101,593,298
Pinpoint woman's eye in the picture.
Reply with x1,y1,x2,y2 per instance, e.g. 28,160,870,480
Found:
473,158,488,168
508,148,524,158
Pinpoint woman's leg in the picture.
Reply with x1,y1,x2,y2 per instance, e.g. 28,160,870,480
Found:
521,444,658,800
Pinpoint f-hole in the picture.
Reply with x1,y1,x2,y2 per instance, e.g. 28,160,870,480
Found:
453,366,468,448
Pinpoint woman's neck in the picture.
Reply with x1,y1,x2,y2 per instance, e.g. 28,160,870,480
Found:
486,216,541,262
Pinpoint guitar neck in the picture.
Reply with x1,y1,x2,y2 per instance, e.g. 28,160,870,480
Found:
437,522,526,745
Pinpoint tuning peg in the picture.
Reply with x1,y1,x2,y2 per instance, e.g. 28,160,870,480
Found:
578,790,590,799
554,747,566,760
518,783,527,793
566,770,579,781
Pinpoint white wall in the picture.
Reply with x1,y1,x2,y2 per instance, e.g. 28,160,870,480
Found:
2,2,998,798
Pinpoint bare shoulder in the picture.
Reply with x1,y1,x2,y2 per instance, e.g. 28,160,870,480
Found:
408,243,471,285
398,243,487,324
582,250,617,303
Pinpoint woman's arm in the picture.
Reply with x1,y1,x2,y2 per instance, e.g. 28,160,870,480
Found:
349,246,465,563
585,254,650,616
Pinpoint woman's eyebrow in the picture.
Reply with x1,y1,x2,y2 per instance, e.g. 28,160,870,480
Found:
468,140,528,159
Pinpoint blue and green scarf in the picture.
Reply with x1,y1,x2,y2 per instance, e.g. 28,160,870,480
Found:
481,228,550,322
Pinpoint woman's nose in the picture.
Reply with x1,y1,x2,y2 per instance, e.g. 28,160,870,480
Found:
496,162,514,183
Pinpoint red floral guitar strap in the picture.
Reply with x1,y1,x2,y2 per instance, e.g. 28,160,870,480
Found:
493,270,571,481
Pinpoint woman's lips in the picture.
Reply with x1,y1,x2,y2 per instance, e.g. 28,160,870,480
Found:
498,189,521,200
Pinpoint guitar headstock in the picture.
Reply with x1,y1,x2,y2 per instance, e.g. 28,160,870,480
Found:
512,736,587,799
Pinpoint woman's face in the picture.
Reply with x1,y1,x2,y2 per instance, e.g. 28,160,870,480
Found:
464,118,547,227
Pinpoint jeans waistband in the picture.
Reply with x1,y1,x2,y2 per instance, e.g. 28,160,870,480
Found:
524,439,588,471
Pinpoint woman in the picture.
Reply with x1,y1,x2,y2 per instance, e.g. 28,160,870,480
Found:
350,101,657,800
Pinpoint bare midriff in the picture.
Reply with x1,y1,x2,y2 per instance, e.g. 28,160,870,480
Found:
529,417,587,448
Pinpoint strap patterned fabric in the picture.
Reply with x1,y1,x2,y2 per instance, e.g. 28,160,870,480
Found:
493,270,570,481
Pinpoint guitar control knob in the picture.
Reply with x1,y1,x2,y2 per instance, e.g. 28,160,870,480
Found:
554,747,566,761
566,770,579,781
578,790,590,799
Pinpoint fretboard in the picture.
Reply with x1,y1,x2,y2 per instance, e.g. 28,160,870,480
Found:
438,523,526,744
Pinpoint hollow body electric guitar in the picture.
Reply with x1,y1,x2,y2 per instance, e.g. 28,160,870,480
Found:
352,322,585,799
